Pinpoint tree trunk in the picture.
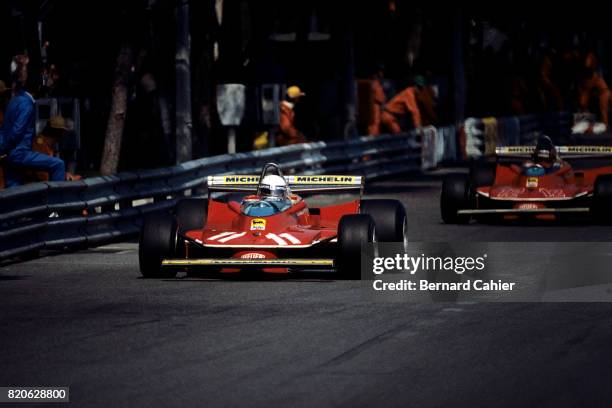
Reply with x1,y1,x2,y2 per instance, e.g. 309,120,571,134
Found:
100,45,133,175
175,0,193,163
452,8,466,123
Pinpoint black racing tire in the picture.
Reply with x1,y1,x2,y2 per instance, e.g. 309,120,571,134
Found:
440,173,471,224
470,160,496,189
359,199,407,242
139,215,178,278
337,214,376,280
591,175,612,223
175,198,208,234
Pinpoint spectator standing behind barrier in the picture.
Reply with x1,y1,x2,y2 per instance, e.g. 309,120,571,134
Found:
276,86,308,146
365,67,387,135
380,76,433,134
414,75,438,127
0,55,65,187
536,54,563,112
577,52,610,132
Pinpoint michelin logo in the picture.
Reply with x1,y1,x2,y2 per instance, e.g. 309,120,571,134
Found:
293,176,356,184
223,176,260,184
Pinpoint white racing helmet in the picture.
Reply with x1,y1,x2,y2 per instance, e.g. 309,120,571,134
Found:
259,175,288,199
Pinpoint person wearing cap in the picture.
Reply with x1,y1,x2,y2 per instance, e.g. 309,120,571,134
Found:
276,85,308,146
27,116,80,182
0,55,65,187
33,116,69,156
414,74,438,127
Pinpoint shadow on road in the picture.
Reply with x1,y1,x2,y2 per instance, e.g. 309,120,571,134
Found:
0,274,30,280
141,271,344,283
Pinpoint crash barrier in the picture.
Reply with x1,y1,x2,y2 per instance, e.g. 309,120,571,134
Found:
0,132,422,260
0,110,570,261
459,112,571,159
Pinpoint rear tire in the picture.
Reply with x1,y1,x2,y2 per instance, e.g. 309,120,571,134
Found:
441,173,471,224
337,214,376,279
359,199,407,242
139,215,178,278
175,198,208,234
591,175,612,223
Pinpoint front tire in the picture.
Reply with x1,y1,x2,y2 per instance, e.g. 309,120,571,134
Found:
360,199,407,242
591,175,612,223
139,215,178,278
175,198,208,234
441,173,471,224
470,160,496,188
337,214,376,279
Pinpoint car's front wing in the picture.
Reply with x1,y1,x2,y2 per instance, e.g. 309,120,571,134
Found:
458,207,590,215
161,258,335,268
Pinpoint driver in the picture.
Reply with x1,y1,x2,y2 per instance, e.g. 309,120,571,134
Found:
241,174,294,216
533,136,558,167
524,135,567,172
259,175,289,201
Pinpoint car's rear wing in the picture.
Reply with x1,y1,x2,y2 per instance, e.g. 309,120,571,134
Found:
495,146,612,159
206,174,364,194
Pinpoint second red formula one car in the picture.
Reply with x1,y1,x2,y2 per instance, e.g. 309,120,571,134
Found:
139,163,407,279
441,136,612,223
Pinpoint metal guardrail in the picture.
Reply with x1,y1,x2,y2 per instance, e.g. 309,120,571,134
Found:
0,132,422,260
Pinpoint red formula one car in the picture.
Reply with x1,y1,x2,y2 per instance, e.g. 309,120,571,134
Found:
441,136,612,223
139,163,407,279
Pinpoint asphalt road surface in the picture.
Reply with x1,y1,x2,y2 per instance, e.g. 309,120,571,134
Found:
3,173,612,407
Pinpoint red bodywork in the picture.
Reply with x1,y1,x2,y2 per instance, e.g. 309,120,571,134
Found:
181,197,360,273
475,161,612,219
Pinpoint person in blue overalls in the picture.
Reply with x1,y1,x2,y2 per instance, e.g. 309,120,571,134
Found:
0,55,65,187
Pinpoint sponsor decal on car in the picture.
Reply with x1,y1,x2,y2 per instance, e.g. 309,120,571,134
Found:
222,176,259,184
517,203,540,210
291,175,356,184
563,146,612,154
539,188,566,198
495,187,525,198
496,146,535,155
526,177,539,188
240,252,266,259
250,218,266,230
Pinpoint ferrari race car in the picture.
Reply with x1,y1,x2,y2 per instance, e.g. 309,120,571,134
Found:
139,163,407,279
441,137,612,223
